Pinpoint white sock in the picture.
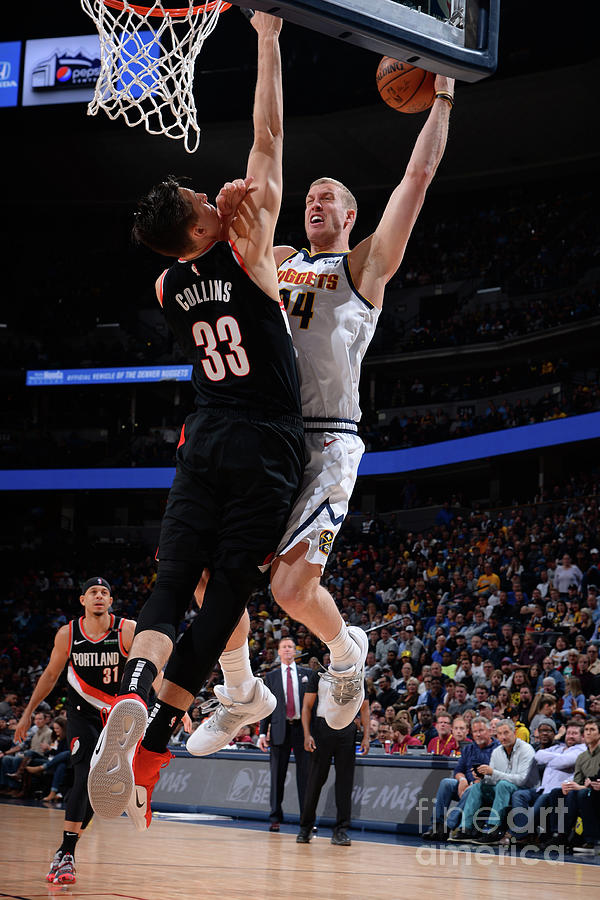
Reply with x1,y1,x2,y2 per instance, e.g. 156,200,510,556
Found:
219,643,256,702
328,624,360,672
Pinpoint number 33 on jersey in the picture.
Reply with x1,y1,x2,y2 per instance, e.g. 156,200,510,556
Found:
157,240,301,419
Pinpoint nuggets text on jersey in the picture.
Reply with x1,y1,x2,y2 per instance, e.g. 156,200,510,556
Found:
278,267,339,291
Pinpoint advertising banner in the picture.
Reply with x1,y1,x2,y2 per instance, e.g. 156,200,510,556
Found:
23,34,101,106
0,42,21,108
26,365,193,386
152,752,452,828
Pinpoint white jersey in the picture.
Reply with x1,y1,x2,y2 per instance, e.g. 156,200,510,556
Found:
277,250,380,426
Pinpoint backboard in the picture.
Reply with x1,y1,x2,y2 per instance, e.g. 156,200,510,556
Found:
229,0,500,81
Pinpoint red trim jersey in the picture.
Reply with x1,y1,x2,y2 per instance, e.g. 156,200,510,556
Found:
159,240,301,418
66,614,128,714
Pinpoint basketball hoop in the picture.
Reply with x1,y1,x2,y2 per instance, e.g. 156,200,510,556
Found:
80,0,231,153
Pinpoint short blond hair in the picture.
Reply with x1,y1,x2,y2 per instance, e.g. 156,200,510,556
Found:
309,177,357,214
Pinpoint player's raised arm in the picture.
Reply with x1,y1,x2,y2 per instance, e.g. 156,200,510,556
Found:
350,74,455,308
226,12,284,289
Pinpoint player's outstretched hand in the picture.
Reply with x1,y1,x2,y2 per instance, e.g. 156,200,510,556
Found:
250,10,282,36
216,176,254,224
14,713,30,744
434,74,455,98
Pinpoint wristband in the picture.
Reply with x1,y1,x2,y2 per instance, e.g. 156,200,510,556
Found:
435,91,454,108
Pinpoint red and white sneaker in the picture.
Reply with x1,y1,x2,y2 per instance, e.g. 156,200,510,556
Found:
46,850,63,882
125,745,172,831
53,852,76,884
87,695,148,819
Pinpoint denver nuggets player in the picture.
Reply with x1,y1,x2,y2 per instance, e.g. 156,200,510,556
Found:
184,73,456,762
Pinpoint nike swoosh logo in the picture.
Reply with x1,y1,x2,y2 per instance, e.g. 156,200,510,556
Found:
323,439,338,448
73,640,86,645
135,796,145,809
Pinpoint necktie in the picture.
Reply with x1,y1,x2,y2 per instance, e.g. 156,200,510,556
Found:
286,666,295,718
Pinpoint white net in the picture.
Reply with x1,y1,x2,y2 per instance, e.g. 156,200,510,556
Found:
80,0,229,153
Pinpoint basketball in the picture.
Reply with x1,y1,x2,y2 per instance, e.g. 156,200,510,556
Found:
376,58,436,114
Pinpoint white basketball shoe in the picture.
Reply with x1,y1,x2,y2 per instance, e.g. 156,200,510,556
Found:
319,626,368,729
186,678,276,756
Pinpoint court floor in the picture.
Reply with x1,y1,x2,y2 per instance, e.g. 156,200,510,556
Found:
1,803,599,900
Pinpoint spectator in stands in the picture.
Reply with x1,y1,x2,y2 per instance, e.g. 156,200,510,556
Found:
448,683,475,717
504,706,530,743
517,684,533,725
428,713,458,756
0,710,52,792
476,562,501,598
536,655,566,694
561,676,586,718
476,659,494,689
509,668,529,706
529,693,561,735
402,625,425,665
391,719,422,754
588,644,600,676
489,668,504,698
554,554,583,599
500,657,514,687
473,684,491,707
364,651,382,682
0,693,18,719
400,677,422,711
519,633,547,668
452,716,472,752
372,722,392,749
421,716,498,841
417,677,446,713
455,718,537,843
562,649,581,679
375,627,398,665
540,718,600,850
508,721,586,845
375,675,400,710
24,715,69,802
548,635,570,668
411,707,438,746
494,686,510,716
454,657,476,695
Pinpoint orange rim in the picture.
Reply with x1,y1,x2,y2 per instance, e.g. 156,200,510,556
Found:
102,0,231,16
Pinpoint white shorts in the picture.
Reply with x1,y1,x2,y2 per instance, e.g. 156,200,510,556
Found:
276,429,365,568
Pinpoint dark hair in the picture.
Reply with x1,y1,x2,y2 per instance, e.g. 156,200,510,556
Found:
132,176,197,257
565,719,584,732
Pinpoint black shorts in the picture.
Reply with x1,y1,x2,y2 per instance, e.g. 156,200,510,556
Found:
66,700,103,763
157,408,305,569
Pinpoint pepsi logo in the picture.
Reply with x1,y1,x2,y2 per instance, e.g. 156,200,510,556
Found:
56,66,72,82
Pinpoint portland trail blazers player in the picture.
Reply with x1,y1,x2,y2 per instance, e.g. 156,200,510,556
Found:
14,577,137,885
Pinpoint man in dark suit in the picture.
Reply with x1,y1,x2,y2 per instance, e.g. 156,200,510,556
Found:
258,636,312,831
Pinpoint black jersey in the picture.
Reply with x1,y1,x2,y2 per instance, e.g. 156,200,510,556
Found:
66,614,128,713
158,240,301,418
